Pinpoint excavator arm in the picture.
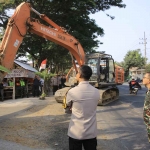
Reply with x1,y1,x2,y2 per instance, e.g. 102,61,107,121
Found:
0,2,85,79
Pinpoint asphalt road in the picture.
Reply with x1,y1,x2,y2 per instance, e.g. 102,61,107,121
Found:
96,83,150,150
0,83,150,150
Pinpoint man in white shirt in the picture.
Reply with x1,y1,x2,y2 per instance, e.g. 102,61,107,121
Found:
66,65,100,150
51,75,59,95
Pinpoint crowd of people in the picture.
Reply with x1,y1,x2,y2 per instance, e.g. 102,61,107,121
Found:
0,74,67,101
32,74,66,97
0,78,28,101
51,74,66,95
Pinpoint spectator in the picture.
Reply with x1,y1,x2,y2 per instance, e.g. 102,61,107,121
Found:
33,75,40,97
20,78,25,98
3,79,8,87
51,75,59,95
66,65,100,150
15,78,21,98
61,75,66,88
40,77,44,94
58,75,62,89
0,81,4,102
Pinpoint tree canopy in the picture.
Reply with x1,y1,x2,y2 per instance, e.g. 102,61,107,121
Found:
145,63,150,73
0,0,126,73
123,49,145,71
116,49,145,78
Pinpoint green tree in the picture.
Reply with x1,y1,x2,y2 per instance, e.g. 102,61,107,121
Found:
0,0,126,72
115,61,124,67
145,63,150,73
123,49,145,76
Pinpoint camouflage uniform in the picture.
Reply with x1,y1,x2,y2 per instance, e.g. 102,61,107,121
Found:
143,91,150,142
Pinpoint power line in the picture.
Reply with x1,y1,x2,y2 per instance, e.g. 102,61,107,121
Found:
139,32,147,64
127,39,139,50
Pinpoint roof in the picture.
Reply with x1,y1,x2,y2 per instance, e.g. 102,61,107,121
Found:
129,67,139,71
14,60,38,72
129,67,145,72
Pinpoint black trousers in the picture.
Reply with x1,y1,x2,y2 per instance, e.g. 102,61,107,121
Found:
20,86,25,97
53,85,58,95
69,137,97,150
33,85,39,97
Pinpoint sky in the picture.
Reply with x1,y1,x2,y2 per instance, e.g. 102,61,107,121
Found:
90,0,150,63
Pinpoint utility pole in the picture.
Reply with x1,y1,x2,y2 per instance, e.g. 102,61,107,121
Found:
139,32,147,65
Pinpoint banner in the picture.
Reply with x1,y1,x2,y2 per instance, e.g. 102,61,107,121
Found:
5,69,28,78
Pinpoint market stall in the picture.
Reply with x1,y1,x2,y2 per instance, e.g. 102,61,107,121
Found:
4,60,38,100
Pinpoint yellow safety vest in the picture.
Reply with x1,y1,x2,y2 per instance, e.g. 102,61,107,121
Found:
9,81,14,86
20,80,25,86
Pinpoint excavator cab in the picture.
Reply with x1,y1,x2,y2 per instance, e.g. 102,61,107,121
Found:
86,52,116,87
86,52,119,105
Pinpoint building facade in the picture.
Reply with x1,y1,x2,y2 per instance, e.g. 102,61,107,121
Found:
129,67,145,80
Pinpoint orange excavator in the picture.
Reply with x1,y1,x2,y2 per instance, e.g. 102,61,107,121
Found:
0,2,119,105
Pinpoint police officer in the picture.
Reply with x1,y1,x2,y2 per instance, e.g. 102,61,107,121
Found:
143,72,150,142
66,65,100,150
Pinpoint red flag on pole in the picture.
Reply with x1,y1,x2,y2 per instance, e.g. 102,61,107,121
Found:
39,59,47,71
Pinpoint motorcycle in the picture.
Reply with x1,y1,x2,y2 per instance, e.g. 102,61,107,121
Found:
130,86,139,95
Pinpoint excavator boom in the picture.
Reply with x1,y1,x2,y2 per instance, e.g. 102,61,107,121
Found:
0,2,85,80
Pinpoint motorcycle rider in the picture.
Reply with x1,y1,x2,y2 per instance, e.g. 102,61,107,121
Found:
129,78,137,90
129,78,140,93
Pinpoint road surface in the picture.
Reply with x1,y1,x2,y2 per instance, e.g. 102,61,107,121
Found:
0,83,149,150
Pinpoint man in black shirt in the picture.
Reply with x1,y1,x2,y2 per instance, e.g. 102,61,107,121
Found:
61,75,66,88
33,76,40,97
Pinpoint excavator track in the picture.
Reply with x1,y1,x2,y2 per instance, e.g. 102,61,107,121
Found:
55,87,119,106
98,87,119,105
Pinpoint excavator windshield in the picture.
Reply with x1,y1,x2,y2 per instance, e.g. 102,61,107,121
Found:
86,58,98,81
86,53,115,86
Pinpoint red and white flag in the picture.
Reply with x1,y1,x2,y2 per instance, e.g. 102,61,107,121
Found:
39,59,47,71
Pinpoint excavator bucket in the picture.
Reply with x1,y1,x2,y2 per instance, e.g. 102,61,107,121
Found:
55,87,71,103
